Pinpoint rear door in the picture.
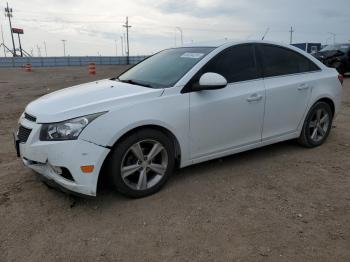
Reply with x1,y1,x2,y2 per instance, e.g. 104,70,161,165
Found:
257,44,321,140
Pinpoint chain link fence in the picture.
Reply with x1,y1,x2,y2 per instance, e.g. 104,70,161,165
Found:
0,56,147,68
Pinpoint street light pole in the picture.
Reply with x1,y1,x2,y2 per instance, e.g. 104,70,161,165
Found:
328,32,336,44
1,24,6,57
36,45,41,57
176,27,183,46
61,39,66,56
43,41,47,56
17,32,23,57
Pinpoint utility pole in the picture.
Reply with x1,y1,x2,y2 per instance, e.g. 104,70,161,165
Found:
5,2,16,56
61,39,66,56
176,27,183,46
1,24,6,57
123,32,126,53
289,26,294,44
123,16,131,64
43,41,47,56
120,36,124,56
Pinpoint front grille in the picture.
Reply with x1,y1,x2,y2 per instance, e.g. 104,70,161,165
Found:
18,125,32,143
24,112,37,122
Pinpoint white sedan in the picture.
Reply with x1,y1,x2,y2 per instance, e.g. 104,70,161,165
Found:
15,41,343,198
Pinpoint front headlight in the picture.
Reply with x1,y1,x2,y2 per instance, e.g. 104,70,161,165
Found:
40,112,106,141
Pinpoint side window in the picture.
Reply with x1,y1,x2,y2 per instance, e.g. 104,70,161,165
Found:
260,45,319,77
202,44,261,83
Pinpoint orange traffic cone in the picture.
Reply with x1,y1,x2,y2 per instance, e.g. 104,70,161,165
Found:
25,63,32,72
88,62,96,75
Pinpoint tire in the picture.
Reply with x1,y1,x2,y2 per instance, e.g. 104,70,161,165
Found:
108,129,175,198
298,101,333,148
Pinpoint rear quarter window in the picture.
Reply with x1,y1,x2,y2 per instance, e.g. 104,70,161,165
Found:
259,44,320,78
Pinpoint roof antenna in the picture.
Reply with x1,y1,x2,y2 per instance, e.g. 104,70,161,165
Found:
262,28,270,40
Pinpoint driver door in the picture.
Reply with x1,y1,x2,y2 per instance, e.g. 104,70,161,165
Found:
189,44,265,159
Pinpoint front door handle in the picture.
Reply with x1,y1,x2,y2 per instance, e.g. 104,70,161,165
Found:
298,83,310,90
247,94,263,102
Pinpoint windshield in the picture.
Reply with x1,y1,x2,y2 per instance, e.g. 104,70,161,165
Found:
118,47,215,88
321,44,350,53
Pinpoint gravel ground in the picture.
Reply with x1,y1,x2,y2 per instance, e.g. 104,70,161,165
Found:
0,66,349,262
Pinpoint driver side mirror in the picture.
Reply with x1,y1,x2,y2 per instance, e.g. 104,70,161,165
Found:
192,72,227,91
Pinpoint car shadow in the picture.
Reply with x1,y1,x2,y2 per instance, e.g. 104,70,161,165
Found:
59,139,302,208
170,139,301,185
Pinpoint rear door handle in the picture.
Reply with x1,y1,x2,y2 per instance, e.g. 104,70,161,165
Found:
247,94,263,102
298,83,310,90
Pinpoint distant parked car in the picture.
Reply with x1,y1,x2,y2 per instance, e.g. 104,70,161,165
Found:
15,41,343,198
313,43,350,76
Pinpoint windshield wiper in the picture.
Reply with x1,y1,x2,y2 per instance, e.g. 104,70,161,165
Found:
118,78,152,88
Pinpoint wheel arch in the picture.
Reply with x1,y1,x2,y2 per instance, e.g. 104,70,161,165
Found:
97,124,182,190
111,124,182,162
298,95,336,136
315,97,335,117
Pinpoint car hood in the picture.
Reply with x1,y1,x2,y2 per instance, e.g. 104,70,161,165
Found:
25,79,164,123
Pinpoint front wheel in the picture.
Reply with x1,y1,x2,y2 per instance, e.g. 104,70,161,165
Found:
298,102,333,148
108,129,175,198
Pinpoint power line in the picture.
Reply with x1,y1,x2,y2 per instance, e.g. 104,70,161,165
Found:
123,16,131,64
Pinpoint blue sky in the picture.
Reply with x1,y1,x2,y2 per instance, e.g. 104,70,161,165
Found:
0,0,349,56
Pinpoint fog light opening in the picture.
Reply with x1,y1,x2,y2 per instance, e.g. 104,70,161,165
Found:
50,165,62,175
48,163,75,181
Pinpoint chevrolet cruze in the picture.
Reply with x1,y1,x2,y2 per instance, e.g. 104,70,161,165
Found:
15,41,343,198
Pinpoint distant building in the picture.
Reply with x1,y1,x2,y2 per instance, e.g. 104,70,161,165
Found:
292,43,322,54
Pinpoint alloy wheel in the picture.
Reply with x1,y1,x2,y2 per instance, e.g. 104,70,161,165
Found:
120,140,168,191
309,108,330,142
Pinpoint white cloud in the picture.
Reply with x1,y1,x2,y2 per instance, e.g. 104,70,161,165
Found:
0,0,349,56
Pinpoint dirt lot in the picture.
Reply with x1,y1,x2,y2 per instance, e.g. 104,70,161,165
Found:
0,66,349,261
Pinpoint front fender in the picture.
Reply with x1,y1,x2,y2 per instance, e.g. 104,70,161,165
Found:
79,92,191,167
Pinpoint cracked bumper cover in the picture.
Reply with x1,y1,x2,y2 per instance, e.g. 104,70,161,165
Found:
18,118,110,196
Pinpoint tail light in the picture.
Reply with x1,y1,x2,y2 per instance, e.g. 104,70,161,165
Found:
338,74,344,85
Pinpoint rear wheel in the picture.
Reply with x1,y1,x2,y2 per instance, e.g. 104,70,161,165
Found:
108,129,175,198
298,102,333,148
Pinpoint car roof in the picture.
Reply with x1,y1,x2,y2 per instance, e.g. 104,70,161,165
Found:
182,39,327,70
183,39,293,48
